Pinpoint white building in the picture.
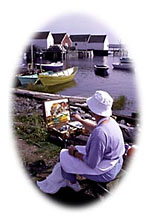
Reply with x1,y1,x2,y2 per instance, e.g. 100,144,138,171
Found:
88,35,109,55
88,35,108,50
31,32,54,50
69,34,109,55
70,34,90,50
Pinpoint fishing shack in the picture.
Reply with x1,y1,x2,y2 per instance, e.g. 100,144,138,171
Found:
43,45,66,62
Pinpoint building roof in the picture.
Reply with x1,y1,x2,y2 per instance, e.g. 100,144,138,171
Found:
70,34,90,42
33,32,50,39
52,33,67,44
88,35,107,43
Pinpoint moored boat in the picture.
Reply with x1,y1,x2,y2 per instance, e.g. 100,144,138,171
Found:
39,66,78,86
120,57,133,63
112,63,133,71
94,64,109,77
112,57,134,71
36,62,63,71
17,74,38,86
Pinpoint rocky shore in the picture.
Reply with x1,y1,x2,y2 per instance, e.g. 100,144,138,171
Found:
13,95,43,116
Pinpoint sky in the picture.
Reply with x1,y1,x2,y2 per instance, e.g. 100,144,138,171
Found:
39,13,120,44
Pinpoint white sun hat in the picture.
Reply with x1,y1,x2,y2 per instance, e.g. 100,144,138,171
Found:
86,90,113,117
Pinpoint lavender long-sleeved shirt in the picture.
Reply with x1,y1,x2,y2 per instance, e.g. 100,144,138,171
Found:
83,117,125,171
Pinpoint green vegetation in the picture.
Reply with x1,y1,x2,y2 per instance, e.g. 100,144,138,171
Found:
113,95,126,110
14,113,48,143
13,112,61,159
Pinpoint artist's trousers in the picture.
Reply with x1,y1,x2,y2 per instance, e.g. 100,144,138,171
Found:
61,157,123,183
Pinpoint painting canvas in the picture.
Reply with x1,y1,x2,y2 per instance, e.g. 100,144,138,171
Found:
44,99,70,125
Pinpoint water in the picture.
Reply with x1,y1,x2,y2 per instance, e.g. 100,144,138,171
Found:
58,56,138,116
22,55,138,116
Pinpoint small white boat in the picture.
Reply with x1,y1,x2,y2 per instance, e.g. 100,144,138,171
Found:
113,57,134,71
112,63,133,71
36,62,63,71
120,57,133,63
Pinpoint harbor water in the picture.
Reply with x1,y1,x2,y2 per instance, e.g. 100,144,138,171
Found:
19,55,138,116
59,55,138,116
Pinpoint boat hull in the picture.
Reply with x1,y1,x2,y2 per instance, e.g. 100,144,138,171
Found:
120,57,132,64
36,62,63,71
94,65,109,77
39,66,78,86
18,74,38,85
112,63,133,71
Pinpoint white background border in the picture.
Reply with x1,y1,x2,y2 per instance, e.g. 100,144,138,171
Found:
0,0,149,218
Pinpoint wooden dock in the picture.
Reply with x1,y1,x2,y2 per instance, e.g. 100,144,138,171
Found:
66,50,94,59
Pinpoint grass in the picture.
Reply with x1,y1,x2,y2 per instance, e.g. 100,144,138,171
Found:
14,113,48,142
113,95,126,110
13,112,61,159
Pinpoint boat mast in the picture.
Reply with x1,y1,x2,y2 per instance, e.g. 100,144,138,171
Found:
31,43,34,71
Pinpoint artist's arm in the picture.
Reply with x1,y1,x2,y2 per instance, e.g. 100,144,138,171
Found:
73,114,96,132
68,145,84,161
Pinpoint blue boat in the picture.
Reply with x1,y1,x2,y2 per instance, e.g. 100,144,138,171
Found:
17,74,38,85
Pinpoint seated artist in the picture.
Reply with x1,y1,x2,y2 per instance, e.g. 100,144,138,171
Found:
37,90,125,193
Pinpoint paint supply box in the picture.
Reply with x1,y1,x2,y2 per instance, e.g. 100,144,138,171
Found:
43,98,86,140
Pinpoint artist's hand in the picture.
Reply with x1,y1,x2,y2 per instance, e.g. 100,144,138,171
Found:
68,145,76,156
73,114,82,122
68,145,84,161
